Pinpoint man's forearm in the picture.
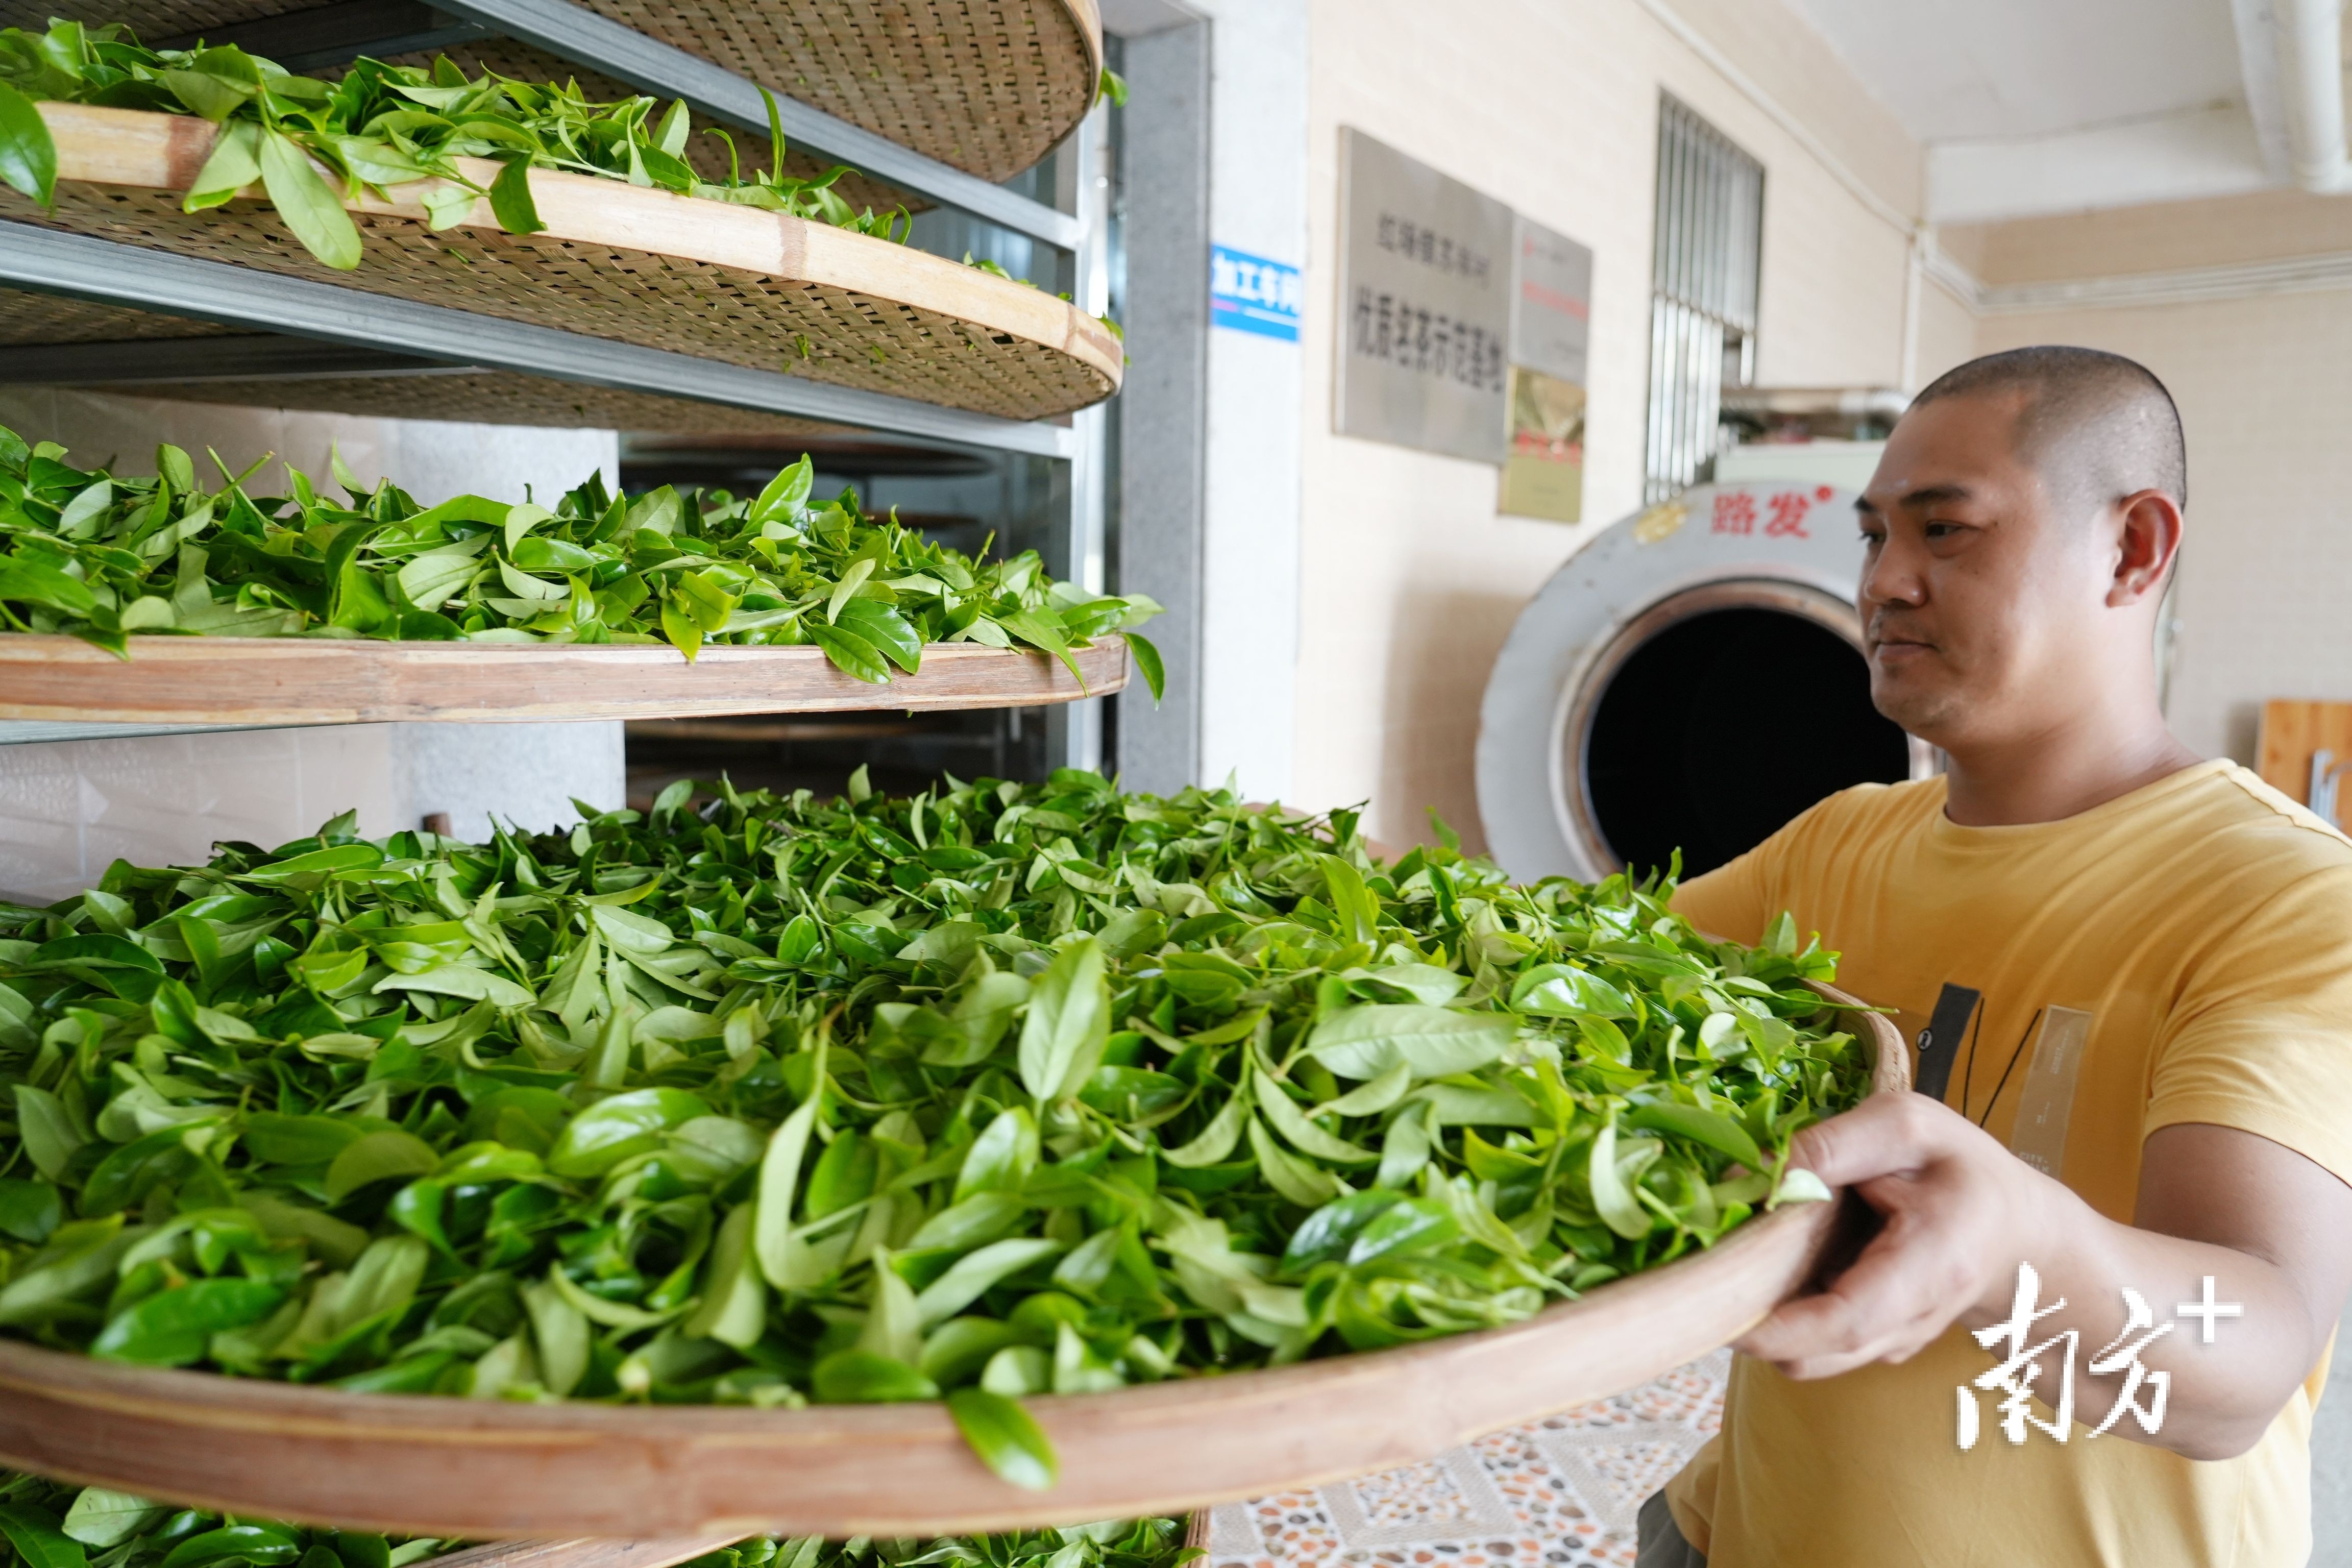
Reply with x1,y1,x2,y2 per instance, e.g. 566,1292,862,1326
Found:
1991,1183,2316,1460
1739,1100,2352,1464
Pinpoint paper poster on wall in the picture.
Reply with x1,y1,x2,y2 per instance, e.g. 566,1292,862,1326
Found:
1500,213,1593,524
1335,128,1513,464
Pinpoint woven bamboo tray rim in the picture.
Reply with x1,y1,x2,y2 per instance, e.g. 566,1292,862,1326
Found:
0,986,1905,1538
0,0,1100,185
12,103,1120,422
0,633,1130,724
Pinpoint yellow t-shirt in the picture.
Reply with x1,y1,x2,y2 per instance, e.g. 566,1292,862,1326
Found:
1662,760,2352,1568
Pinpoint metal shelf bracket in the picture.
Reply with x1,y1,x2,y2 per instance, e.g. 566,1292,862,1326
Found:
0,223,1080,459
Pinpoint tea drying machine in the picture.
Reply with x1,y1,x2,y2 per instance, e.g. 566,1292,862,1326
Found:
1477,479,1933,884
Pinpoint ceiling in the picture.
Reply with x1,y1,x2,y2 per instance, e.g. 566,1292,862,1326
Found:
1782,0,2304,224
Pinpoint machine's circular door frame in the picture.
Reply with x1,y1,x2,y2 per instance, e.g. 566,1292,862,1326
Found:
1549,576,1922,877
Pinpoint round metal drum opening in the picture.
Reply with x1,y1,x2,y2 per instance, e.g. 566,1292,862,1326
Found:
1558,579,1917,879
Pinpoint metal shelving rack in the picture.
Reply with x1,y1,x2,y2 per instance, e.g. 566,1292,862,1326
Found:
0,0,1119,765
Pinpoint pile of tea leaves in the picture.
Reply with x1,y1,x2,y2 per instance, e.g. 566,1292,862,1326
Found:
0,426,1163,693
0,1469,1193,1568
0,773,1855,1486
0,19,908,269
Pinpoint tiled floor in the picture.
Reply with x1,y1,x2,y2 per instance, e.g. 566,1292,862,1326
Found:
1206,1352,1730,1568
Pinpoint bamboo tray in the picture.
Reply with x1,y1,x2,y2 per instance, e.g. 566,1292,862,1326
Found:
0,634,1130,724
0,0,1100,184
0,988,1904,1537
2,103,1122,422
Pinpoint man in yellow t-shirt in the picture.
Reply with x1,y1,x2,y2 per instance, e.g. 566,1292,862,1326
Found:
1637,347,2352,1566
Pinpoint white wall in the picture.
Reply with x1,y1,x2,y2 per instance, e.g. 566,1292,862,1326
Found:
0,720,625,904
0,390,626,896
1292,0,1929,850
0,388,615,504
1189,0,1309,802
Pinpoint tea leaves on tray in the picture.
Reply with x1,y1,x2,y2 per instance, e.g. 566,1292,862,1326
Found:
0,776,1861,1485
0,19,908,267
0,1469,1195,1568
0,425,1163,693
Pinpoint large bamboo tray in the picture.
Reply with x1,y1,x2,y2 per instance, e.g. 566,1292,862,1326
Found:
2,103,1121,421
0,0,1100,184
0,987,1904,1537
0,634,1130,724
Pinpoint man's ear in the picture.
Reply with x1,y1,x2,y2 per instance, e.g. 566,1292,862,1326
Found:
2109,489,2183,607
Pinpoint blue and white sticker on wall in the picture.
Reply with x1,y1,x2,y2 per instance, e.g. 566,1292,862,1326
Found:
1210,245,1302,342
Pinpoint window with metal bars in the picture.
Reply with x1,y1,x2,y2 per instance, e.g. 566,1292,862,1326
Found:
1645,96,1765,504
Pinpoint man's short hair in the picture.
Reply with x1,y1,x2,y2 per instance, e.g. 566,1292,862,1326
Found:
1909,346,2187,510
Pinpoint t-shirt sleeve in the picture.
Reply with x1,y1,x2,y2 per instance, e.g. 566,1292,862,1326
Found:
1671,853,1771,946
1672,786,1888,947
1670,807,1816,947
2145,861,2352,1189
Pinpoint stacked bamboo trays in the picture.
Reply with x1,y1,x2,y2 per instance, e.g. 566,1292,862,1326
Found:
0,989,1905,1538
0,0,1102,184
1,104,1123,423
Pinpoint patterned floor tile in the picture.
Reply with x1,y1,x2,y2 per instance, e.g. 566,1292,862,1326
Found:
1203,1353,1730,1568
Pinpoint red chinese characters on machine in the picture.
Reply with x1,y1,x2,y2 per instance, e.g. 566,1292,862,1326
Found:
1710,485,1836,538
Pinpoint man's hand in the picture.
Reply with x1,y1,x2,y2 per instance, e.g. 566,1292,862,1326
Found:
1733,1094,2352,1460
1737,1094,2044,1379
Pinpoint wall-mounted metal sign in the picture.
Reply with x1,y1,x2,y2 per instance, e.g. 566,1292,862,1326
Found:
1336,128,1513,464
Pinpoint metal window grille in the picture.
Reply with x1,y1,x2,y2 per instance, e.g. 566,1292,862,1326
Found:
1645,96,1765,504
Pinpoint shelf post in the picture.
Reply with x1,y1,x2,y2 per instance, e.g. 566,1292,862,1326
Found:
1047,99,1114,778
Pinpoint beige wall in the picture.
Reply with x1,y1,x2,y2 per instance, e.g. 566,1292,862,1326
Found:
1914,279,1981,388
1295,0,1926,850
1976,292,2352,764
1931,183,2352,768
1944,186,2352,284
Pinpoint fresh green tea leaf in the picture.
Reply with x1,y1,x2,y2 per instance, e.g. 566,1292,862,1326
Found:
256,127,360,269
946,1387,1058,1490
0,80,55,205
